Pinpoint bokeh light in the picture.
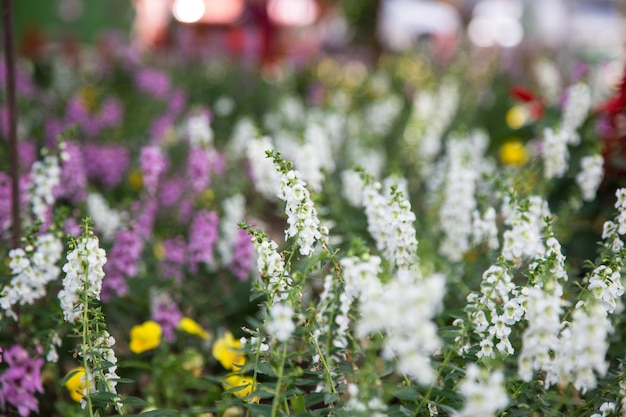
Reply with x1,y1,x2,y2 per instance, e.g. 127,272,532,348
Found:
172,0,206,24
267,0,320,27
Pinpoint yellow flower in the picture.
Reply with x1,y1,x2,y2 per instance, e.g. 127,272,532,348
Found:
153,242,165,261
499,140,529,167
223,374,258,403
130,321,162,354
178,317,210,340
128,168,143,191
212,331,246,371
65,367,86,402
505,105,528,130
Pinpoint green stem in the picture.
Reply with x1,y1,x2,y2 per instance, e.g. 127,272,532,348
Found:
310,333,337,396
271,343,288,417
81,278,95,417
413,347,456,417
246,335,264,417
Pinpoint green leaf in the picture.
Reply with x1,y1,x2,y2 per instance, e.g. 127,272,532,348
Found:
241,403,273,417
324,392,339,405
291,393,307,414
391,386,420,401
124,409,178,417
256,361,277,377
121,397,151,407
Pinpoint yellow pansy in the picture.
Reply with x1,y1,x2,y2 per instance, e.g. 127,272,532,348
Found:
130,321,162,354
499,140,529,167
65,367,86,402
223,374,258,403
178,317,210,340
212,331,246,371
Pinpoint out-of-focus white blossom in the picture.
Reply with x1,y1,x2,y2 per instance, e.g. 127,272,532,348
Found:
576,155,604,202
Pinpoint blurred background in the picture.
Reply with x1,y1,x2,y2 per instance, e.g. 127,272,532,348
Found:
10,0,626,67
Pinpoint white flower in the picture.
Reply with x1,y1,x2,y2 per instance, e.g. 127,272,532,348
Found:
362,179,418,269
277,169,321,256
58,235,107,323
252,235,292,304
542,127,569,179
576,155,604,202
186,112,214,147
560,82,591,145
455,365,508,417
1,233,63,320
247,136,282,200
342,169,365,207
217,194,247,266
266,303,295,342
87,193,123,242
29,154,61,222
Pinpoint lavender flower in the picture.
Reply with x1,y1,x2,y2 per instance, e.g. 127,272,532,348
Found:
133,198,158,239
140,146,168,196
229,227,255,281
55,141,88,204
160,236,186,281
135,68,171,99
0,345,44,417
159,178,184,207
187,146,211,192
101,230,144,301
187,210,219,273
97,97,124,129
152,292,183,342
83,144,130,188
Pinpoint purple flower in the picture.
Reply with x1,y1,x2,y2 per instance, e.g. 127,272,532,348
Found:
187,210,219,273
97,97,124,129
0,105,8,139
65,94,100,137
160,236,186,281
64,217,82,237
44,118,65,149
0,345,44,417
102,230,144,301
160,178,184,207
152,294,183,343
187,147,211,192
0,172,11,232
83,143,130,188
55,141,87,204
140,146,168,196
135,68,171,100
150,114,174,143
229,227,255,281
133,198,158,239
168,89,187,117
18,140,37,170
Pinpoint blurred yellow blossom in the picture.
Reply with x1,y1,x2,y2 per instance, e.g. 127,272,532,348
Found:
128,168,143,191
223,374,258,403
153,242,165,261
499,140,529,167
212,331,245,371
130,321,162,354
506,105,528,130
64,367,86,402
178,317,210,340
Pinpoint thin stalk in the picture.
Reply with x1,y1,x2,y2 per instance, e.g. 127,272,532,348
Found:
310,333,337,396
2,0,21,248
270,343,288,417
81,277,95,417
414,347,456,417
